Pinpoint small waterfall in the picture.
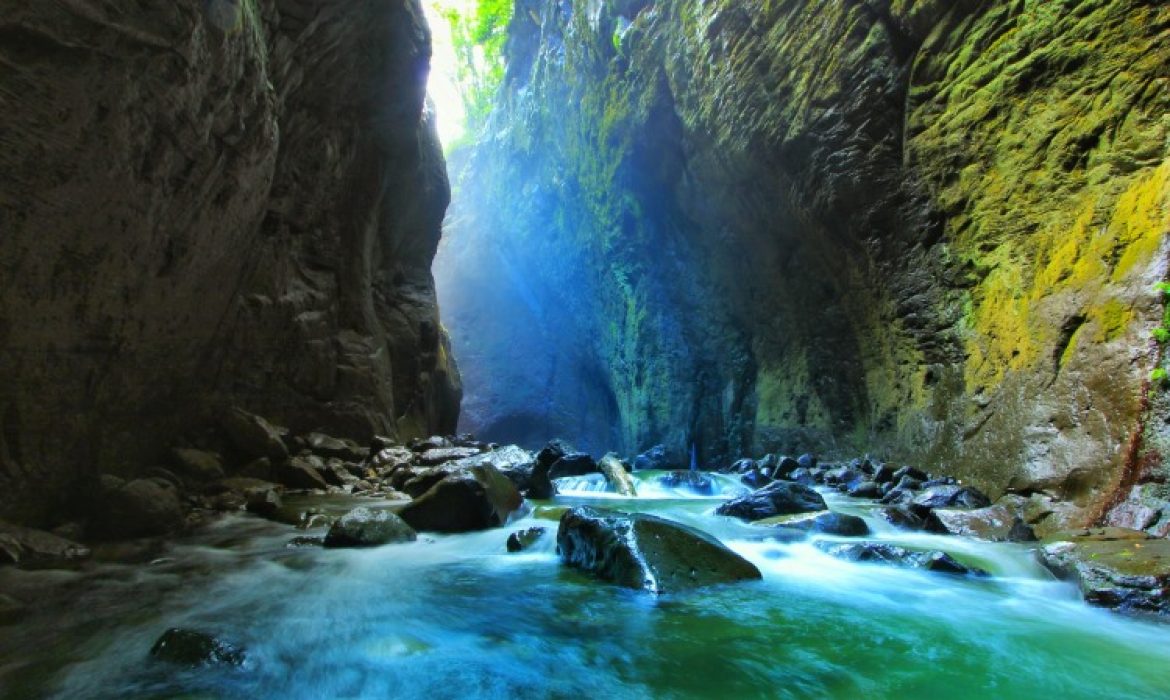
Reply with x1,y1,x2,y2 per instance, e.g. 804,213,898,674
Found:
689,442,698,471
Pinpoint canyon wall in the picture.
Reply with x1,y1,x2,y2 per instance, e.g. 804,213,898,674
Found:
0,0,460,525
436,0,1170,529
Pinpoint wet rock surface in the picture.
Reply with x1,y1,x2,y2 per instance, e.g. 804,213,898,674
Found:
557,506,762,593
657,471,716,495
398,464,523,533
716,482,827,522
598,453,637,497
817,542,989,578
324,508,416,548
1039,528,1170,616
150,628,246,668
506,527,547,553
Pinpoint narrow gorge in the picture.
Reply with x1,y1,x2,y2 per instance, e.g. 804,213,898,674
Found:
1,1,1169,698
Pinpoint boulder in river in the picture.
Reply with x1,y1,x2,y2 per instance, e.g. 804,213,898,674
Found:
548,452,599,479
740,468,773,489
557,506,762,593
771,455,800,480
506,527,547,552
0,523,90,568
657,471,716,495
846,481,882,499
304,432,367,462
324,507,417,548
633,444,675,471
926,504,1037,542
598,453,637,496
451,445,547,498
150,628,246,667
1038,528,1170,616
417,446,482,466
716,481,827,521
398,464,523,533
275,456,329,491
777,511,870,537
911,485,992,513
817,542,988,577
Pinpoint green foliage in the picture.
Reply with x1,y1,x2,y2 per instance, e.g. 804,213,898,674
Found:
1155,282,1170,297
437,0,513,135
1151,368,1168,385
1153,327,1170,344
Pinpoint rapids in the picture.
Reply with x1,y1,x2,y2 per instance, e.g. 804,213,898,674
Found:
2,471,1168,699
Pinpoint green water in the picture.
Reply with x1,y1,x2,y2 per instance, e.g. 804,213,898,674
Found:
1,473,1168,699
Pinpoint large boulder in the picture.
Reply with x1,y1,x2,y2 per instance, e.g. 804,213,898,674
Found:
557,506,762,593
417,447,482,466
598,453,637,496
926,504,1036,542
323,507,416,548
221,408,289,463
304,432,367,462
150,628,246,668
92,477,186,539
716,481,827,521
169,448,225,483
1039,528,1170,616
911,485,992,512
397,464,523,533
449,445,548,497
756,511,870,537
0,523,90,568
275,456,329,491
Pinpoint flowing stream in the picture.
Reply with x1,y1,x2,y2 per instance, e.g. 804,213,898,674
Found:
2,471,1169,699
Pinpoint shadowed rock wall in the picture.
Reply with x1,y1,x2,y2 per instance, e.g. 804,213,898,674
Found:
0,0,460,525
436,0,1170,529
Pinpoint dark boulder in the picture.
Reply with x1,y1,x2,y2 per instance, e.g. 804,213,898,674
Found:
879,506,926,530
872,464,896,484
548,453,599,479
410,436,453,452
716,481,827,521
1039,528,1170,615
880,487,915,506
275,456,329,491
449,445,547,498
892,466,928,482
557,506,761,593
912,485,992,513
796,453,817,470
824,467,862,488
758,511,870,537
506,526,547,552
398,464,523,533
922,476,959,489
324,507,417,548
304,432,367,462
221,408,289,463
93,477,186,539
789,468,817,486
740,468,773,490
772,456,800,480
244,487,283,518
170,448,225,483
728,458,756,474
894,475,923,492
657,471,716,495
150,628,246,668
847,481,883,499
817,542,988,577
633,444,675,471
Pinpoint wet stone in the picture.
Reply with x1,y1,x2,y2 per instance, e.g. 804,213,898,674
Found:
150,628,246,667
506,527,547,552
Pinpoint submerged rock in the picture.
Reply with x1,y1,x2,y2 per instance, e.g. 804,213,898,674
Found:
557,506,761,593
1039,528,1170,616
398,464,523,533
657,471,716,495
817,542,988,577
598,453,637,496
324,507,416,548
716,481,827,521
150,628,246,668
506,527,547,552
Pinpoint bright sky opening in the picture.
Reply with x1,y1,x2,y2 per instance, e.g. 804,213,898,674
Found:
423,1,472,148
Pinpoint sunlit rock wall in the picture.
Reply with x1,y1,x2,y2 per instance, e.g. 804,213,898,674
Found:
437,0,1169,527
0,0,460,525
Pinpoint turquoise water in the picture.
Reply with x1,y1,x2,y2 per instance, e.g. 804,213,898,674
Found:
2,472,1169,699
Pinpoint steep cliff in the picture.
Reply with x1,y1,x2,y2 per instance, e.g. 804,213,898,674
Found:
436,0,1169,529
0,0,460,525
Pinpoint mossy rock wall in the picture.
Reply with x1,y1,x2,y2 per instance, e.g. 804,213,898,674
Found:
437,0,1170,524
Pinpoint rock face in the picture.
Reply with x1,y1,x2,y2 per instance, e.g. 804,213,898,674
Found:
435,0,1170,524
1039,528,1170,616
557,506,762,593
0,0,460,526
